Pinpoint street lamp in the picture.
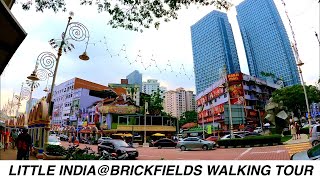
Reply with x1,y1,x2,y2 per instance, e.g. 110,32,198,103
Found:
220,65,234,138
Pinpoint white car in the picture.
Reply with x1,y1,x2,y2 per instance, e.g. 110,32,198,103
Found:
48,135,61,146
98,137,112,144
220,134,244,140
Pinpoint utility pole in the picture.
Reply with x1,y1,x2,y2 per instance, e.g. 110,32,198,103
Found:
143,101,149,147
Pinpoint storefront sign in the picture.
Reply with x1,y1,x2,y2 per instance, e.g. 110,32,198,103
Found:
227,73,243,82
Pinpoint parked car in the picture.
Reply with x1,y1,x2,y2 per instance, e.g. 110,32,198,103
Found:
205,136,219,142
59,134,69,141
290,143,320,160
177,137,215,151
253,127,263,133
98,137,112,144
98,139,138,159
310,124,320,146
220,134,244,140
48,135,61,146
242,132,262,137
152,138,177,149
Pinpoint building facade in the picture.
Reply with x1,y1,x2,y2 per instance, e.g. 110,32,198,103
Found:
191,10,241,95
109,79,140,106
51,78,108,126
142,79,160,95
164,88,196,119
196,73,280,131
236,0,300,86
126,70,142,90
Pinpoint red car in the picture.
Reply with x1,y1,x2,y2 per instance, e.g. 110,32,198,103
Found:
205,136,219,142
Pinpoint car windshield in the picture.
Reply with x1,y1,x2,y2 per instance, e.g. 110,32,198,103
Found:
307,143,320,158
49,136,59,142
113,140,130,147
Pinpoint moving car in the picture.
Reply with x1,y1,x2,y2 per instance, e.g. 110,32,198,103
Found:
98,139,138,159
310,124,320,146
59,134,69,141
290,143,320,160
48,135,61,146
152,138,177,149
98,137,112,144
176,137,215,151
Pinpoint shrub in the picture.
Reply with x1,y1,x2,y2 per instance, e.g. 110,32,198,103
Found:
283,130,291,136
46,145,66,156
217,134,282,147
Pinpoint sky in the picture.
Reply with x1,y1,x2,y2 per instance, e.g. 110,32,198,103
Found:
0,0,319,114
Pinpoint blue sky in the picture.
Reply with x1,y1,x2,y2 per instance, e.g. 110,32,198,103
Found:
1,0,319,113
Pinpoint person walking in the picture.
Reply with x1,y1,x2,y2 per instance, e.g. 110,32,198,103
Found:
295,122,301,139
290,123,297,140
3,129,10,151
11,129,18,149
16,128,32,160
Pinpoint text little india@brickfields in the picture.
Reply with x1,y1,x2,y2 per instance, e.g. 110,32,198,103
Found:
8,165,315,176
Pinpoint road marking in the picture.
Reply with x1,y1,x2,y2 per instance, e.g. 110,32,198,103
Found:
251,150,286,154
234,148,252,160
284,143,311,156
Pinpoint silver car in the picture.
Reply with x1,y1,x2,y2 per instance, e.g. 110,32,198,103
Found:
291,143,320,160
98,137,112,144
310,125,320,146
176,137,215,151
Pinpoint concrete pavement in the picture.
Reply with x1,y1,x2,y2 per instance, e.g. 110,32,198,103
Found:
283,134,310,145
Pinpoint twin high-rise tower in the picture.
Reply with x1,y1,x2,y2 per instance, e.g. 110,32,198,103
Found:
191,0,300,94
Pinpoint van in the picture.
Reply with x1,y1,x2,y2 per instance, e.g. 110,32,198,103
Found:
310,125,320,146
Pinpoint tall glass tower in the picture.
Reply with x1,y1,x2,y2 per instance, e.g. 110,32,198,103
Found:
191,10,241,94
236,0,300,86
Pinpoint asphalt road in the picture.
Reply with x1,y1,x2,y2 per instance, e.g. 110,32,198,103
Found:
60,141,295,160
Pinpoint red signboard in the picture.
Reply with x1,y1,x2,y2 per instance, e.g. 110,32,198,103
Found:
227,73,243,82
229,83,245,105
211,87,224,99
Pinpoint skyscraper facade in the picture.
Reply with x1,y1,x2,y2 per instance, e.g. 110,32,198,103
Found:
126,70,142,90
191,10,241,95
236,0,300,86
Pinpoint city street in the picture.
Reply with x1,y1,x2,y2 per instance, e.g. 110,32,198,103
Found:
60,141,311,160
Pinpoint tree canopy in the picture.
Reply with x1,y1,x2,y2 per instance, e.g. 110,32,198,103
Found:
179,110,197,127
140,88,164,115
18,0,232,32
271,85,320,116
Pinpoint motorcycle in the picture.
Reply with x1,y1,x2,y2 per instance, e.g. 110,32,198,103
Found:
99,150,128,160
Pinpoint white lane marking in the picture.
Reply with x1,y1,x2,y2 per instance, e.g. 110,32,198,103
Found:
251,150,286,154
234,148,252,160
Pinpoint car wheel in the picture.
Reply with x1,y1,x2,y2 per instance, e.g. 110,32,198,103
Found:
158,145,162,149
312,140,319,146
180,146,186,151
202,145,208,150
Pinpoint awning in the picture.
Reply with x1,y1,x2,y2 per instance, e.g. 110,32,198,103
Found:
112,133,133,137
0,1,27,75
181,122,197,129
152,133,165,137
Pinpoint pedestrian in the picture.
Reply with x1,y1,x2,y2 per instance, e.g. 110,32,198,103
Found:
11,129,18,149
16,128,32,160
3,129,10,151
290,123,296,140
295,122,301,139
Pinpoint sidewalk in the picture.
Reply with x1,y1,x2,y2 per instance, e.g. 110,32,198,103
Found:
283,134,310,145
0,148,37,160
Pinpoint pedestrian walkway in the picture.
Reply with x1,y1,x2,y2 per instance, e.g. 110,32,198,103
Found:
284,142,311,157
0,148,37,160
283,134,309,145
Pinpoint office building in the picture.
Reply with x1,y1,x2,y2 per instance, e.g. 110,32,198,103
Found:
236,0,300,86
126,70,142,90
164,88,196,119
191,10,241,94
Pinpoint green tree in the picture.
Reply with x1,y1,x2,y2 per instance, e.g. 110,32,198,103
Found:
271,85,320,116
140,88,164,115
179,110,197,127
18,0,232,32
